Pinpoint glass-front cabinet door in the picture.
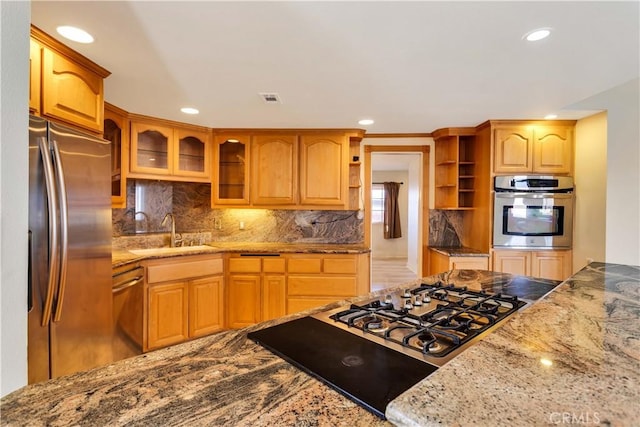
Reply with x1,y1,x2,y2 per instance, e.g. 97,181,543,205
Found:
175,128,211,180
130,121,173,176
213,134,250,205
129,119,211,182
103,103,129,208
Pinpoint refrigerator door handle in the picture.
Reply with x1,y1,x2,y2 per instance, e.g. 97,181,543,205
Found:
38,136,59,327
51,139,69,323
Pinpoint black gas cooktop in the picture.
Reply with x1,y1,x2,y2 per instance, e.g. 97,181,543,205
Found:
248,280,530,419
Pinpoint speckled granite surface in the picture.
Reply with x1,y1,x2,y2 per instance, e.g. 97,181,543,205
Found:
1,297,390,427
0,270,562,426
387,262,640,426
112,242,371,268
429,246,489,257
7,266,636,425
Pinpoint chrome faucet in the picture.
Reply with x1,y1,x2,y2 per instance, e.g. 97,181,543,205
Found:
161,213,182,247
134,211,150,233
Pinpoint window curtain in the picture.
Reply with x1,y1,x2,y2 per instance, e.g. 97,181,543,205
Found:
383,182,402,239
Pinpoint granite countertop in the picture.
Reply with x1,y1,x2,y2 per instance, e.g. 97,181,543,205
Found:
387,262,640,426
429,246,490,257
2,265,637,426
112,242,371,268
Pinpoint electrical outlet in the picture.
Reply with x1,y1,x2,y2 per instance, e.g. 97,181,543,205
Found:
239,221,245,230
214,218,222,230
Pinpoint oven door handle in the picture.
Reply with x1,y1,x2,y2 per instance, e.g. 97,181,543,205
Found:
494,192,573,199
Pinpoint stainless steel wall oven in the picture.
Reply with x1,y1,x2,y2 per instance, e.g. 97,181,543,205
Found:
493,175,574,249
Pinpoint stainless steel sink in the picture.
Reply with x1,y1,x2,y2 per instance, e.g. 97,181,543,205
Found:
129,245,214,256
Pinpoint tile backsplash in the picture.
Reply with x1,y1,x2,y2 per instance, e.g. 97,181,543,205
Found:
112,180,363,244
428,210,463,247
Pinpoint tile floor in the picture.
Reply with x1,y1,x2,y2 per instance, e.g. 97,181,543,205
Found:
370,257,419,292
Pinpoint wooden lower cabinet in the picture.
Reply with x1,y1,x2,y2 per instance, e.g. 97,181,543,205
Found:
226,255,287,328
226,252,370,326
491,249,572,281
147,281,189,350
144,255,224,351
262,275,286,322
428,249,489,275
189,276,224,338
286,253,369,315
227,275,262,328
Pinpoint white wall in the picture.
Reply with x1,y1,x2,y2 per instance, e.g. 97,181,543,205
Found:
573,112,607,271
1,1,30,396
371,171,409,259
406,155,421,274
569,78,640,266
364,137,434,208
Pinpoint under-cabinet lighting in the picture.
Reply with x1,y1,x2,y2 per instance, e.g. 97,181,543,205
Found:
544,114,558,120
56,26,94,44
226,139,240,143
181,107,199,115
523,28,552,42
358,119,374,126
540,357,553,367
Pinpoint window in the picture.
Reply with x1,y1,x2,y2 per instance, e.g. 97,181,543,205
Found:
371,184,384,223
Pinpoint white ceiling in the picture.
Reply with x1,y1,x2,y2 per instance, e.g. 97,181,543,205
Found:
31,1,639,134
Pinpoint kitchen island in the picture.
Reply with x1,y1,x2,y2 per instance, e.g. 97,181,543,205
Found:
2,264,638,426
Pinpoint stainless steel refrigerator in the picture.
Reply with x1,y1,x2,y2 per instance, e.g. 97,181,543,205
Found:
28,115,113,384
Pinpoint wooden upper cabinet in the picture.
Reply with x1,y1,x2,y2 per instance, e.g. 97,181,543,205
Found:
493,126,533,173
533,126,573,174
299,133,348,207
493,122,574,174
175,127,211,179
251,134,298,205
129,116,211,182
29,39,41,114
433,128,478,209
30,26,110,133
103,103,129,208
41,48,104,133
211,129,362,209
213,133,251,205
130,121,174,177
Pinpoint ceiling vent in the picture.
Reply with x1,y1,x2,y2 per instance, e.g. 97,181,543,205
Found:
259,93,282,104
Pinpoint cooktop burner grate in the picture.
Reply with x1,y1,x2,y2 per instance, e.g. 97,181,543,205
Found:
326,281,526,359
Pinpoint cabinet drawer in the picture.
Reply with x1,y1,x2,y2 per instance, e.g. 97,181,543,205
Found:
263,258,285,273
147,258,223,283
228,258,262,273
288,258,322,274
288,276,357,296
324,258,357,274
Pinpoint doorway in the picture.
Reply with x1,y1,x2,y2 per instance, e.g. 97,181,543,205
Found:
364,146,430,291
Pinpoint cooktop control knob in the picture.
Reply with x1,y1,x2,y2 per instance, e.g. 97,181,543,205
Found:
413,296,423,306
403,299,413,310
422,294,431,303
402,289,412,298
384,294,393,304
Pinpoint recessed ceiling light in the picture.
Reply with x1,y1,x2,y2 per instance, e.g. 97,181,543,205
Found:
180,107,199,115
544,114,558,120
358,119,374,126
523,28,552,42
56,26,94,44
